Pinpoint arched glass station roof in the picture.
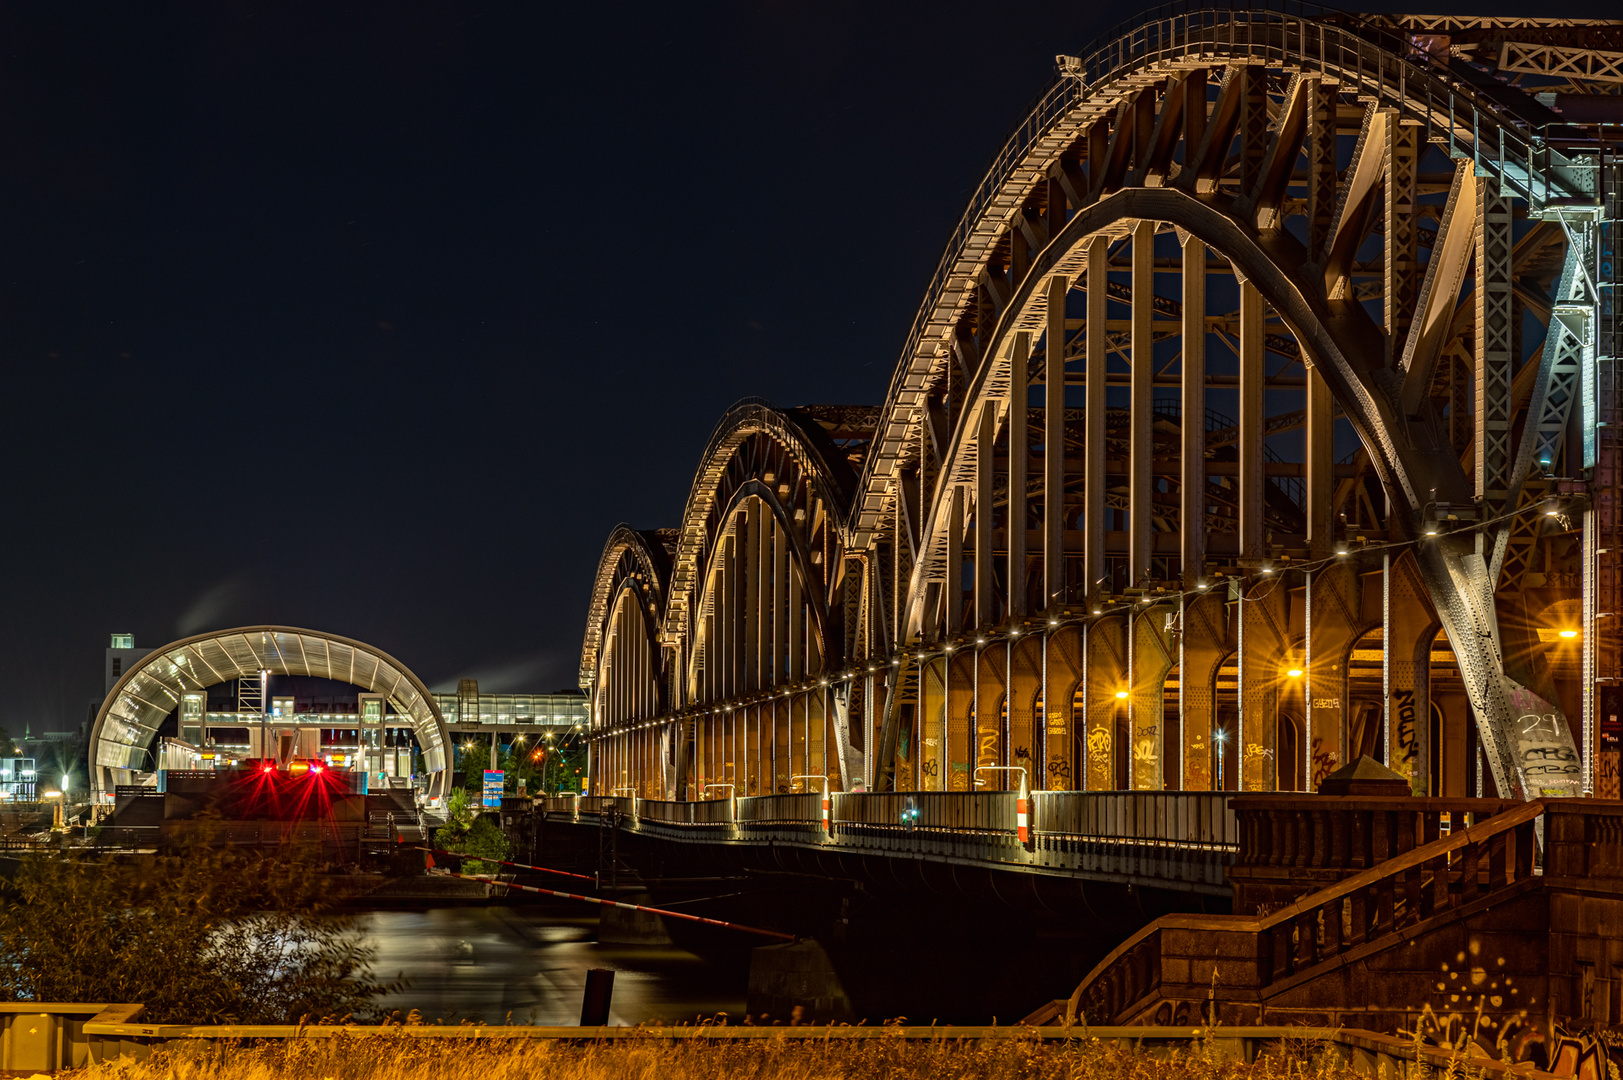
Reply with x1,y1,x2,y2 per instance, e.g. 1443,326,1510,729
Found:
90,626,450,794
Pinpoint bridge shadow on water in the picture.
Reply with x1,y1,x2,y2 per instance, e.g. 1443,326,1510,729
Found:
460,819,1231,1025
352,885,1198,1027
354,903,751,1026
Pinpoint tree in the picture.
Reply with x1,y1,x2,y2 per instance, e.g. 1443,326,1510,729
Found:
456,741,491,791
435,789,509,875
0,830,401,1023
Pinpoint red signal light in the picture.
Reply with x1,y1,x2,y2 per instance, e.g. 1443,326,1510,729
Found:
311,764,325,775
261,764,276,774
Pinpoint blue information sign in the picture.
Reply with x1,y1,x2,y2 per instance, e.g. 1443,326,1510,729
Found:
482,770,504,808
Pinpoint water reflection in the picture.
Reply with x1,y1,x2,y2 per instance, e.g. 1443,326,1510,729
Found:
356,904,749,1025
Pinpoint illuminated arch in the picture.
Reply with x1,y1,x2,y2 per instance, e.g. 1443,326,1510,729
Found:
579,527,675,796
579,524,674,696
90,626,451,798
852,11,1604,799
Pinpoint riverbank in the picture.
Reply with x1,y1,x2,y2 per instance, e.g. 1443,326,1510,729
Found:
58,1031,1430,1080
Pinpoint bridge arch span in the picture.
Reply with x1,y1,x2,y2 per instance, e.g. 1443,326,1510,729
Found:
581,525,675,796
585,8,1618,806
90,625,451,799
584,400,875,797
857,9,1611,800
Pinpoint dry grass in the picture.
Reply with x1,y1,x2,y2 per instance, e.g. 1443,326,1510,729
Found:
64,1030,1477,1080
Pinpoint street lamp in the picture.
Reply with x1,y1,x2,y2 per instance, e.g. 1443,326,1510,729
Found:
1214,728,1229,791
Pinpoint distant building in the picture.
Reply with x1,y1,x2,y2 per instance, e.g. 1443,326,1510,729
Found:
105,633,153,695
0,757,36,801
92,630,586,795
433,679,587,732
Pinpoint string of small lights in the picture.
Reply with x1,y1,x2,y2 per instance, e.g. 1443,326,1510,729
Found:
587,490,1587,743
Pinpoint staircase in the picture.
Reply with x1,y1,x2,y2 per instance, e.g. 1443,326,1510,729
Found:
364,789,424,846
1065,800,1550,1035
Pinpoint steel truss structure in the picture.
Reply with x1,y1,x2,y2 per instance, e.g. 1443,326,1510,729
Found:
582,5,1623,806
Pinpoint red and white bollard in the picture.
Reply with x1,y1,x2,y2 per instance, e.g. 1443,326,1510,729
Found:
1016,778,1029,845
793,774,831,839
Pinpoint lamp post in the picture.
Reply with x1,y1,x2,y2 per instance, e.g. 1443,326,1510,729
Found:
258,668,270,764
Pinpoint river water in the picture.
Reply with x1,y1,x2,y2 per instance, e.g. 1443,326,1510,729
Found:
353,904,750,1026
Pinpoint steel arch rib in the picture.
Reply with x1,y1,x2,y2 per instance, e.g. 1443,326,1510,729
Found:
580,525,672,691
851,6,1584,546
663,399,853,653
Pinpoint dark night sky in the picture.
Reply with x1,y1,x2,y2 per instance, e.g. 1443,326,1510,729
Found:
0,1,1609,732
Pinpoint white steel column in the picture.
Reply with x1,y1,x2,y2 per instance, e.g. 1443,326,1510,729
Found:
1306,364,1334,559
788,563,804,682
1045,274,1070,609
1009,331,1030,617
1129,221,1154,586
773,517,788,688
1180,233,1206,587
976,406,996,628
1084,238,1108,598
746,501,763,691
946,485,965,635
1238,278,1265,562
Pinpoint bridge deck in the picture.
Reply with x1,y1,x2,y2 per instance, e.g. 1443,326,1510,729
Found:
539,791,1236,894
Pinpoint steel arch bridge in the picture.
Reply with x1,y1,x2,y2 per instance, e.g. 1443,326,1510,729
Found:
583,6,1623,812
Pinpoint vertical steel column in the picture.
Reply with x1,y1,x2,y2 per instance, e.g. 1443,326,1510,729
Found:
976,406,996,628
789,566,804,685
759,507,773,694
862,670,875,792
1475,178,1514,518
1130,221,1155,586
1238,278,1266,561
1306,77,1335,257
946,485,964,635
1306,365,1334,558
1181,233,1206,586
704,590,717,707
747,501,764,692
1085,238,1109,597
1584,505,1597,795
1039,630,1049,791
1382,551,1392,765
1045,273,1070,609
1384,115,1420,364
1079,621,1090,787
773,517,788,691
730,526,743,704
1009,331,1030,617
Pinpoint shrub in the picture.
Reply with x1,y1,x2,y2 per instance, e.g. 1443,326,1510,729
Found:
0,829,400,1023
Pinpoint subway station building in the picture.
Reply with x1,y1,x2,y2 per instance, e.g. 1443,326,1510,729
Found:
93,629,584,798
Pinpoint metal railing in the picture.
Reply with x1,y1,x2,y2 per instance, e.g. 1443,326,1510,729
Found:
637,798,735,827
537,790,1242,891
1074,799,1545,1025
834,791,1017,836
737,792,822,828
1032,791,1236,850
